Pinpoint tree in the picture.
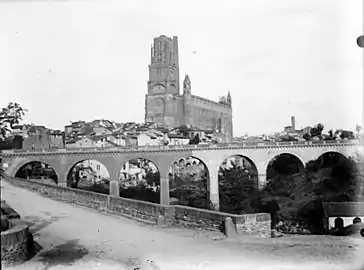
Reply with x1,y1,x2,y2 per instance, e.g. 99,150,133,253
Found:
0,102,27,140
303,133,311,141
189,134,200,145
335,129,355,140
310,123,324,138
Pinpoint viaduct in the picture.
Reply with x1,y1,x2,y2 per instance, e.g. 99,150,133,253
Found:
1,140,363,210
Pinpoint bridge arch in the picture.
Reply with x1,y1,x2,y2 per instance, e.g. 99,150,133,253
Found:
168,156,210,209
219,154,259,187
317,149,351,160
265,152,305,182
117,157,161,203
11,158,61,183
116,156,162,181
65,158,113,188
264,151,305,173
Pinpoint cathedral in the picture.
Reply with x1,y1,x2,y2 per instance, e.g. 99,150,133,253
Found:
144,35,233,139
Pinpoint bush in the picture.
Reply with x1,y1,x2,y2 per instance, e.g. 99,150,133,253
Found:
1,214,9,232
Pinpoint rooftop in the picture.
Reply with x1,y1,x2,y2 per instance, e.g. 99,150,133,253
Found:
322,202,364,217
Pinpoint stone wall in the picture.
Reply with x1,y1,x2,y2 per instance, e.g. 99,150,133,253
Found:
3,176,271,238
1,204,31,265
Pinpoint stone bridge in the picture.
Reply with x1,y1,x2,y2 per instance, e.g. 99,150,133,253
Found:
1,140,363,209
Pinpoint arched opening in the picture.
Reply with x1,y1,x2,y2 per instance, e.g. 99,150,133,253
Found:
353,217,362,224
266,153,305,181
15,161,58,185
119,158,160,203
67,160,110,195
218,155,259,214
306,152,358,199
169,157,209,209
334,217,344,229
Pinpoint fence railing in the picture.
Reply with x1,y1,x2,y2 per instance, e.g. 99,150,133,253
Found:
0,139,361,155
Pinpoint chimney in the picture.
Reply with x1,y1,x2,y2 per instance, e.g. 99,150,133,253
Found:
291,116,296,131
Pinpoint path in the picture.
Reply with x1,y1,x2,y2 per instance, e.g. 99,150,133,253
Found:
1,180,363,270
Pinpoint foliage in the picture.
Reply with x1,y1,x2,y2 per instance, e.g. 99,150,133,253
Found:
218,162,257,214
0,102,27,140
218,153,363,234
145,171,160,186
303,133,311,141
310,123,324,138
0,215,10,232
189,134,200,144
336,129,355,140
279,135,298,142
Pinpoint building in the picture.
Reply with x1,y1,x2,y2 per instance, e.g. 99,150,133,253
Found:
168,134,190,145
65,135,117,148
144,35,233,140
284,116,297,133
322,202,364,233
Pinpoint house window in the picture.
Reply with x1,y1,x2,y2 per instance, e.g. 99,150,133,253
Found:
96,165,100,171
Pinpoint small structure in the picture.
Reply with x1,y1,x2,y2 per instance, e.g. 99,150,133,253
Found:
1,201,33,265
322,202,364,233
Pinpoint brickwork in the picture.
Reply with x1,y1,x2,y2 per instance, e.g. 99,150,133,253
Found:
145,35,233,139
4,176,271,238
1,221,30,265
1,203,31,265
1,141,362,209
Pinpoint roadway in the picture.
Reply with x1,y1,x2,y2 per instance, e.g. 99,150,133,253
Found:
1,180,363,270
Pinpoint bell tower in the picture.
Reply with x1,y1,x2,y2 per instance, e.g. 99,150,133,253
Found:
147,35,180,96
145,35,182,126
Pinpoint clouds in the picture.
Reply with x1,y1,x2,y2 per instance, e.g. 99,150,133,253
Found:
0,0,362,135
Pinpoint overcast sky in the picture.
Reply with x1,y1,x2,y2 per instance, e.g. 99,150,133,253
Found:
0,0,362,136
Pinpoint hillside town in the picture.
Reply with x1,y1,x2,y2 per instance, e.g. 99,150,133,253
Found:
0,116,360,151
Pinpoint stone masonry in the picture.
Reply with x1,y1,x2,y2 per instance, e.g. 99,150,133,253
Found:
1,140,362,210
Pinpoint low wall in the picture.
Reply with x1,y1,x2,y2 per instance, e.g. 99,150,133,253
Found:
1,204,31,265
1,200,21,220
3,176,271,238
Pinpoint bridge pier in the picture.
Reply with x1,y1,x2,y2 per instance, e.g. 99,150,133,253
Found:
160,177,170,205
258,174,267,190
58,182,67,188
110,180,120,197
208,167,220,211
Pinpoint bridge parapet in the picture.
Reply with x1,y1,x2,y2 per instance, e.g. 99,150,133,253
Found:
2,175,271,238
0,140,361,156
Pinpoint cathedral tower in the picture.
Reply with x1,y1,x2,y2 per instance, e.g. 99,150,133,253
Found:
145,35,182,126
147,35,180,96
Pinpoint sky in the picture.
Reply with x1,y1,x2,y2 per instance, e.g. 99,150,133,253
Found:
0,0,362,137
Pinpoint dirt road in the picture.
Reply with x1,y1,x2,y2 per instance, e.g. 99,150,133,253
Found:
1,180,363,270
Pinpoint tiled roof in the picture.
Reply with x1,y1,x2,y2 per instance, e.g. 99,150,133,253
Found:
168,134,189,139
322,202,364,217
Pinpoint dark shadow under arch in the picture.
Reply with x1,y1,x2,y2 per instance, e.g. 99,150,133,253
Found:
168,156,209,209
314,151,349,169
118,158,161,203
266,153,305,180
15,161,58,185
